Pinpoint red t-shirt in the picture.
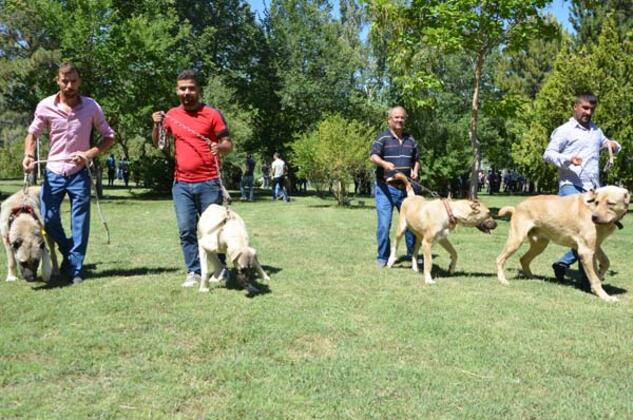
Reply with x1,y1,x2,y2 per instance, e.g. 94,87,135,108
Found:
164,104,228,182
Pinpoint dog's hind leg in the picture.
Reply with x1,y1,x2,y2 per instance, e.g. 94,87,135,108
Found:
411,236,421,272
496,221,530,285
198,245,211,293
595,246,610,280
422,238,435,284
387,215,407,268
4,242,18,282
578,246,617,302
519,237,549,278
438,238,458,275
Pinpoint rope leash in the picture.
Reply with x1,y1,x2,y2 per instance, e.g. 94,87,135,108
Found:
24,156,111,244
158,113,232,207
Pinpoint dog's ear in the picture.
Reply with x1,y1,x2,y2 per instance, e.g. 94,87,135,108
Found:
585,189,597,204
470,201,481,212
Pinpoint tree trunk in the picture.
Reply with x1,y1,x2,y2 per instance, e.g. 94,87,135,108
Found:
468,50,485,199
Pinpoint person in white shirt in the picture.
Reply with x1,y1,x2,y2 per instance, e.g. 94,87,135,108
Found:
271,152,289,202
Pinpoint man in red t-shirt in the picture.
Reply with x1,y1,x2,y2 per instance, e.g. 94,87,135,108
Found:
151,70,233,287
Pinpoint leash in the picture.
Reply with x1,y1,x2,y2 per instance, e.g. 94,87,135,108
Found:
391,171,440,198
159,113,232,207
441,199,457,225
24,155,111,244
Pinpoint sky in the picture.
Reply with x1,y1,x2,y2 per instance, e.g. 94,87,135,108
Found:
246,0,574,33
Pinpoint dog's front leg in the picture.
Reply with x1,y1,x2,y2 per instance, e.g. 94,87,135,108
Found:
578,248,617,302
40,247,53,282
45,233,60,276
422,238,435,284
4,242,18,282
439,238,457,275
254,256,270,281
595,246,610,280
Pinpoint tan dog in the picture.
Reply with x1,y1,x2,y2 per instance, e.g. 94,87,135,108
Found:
1,187,59,282
496,186,630,302
387,174,497,284
197,204,270,294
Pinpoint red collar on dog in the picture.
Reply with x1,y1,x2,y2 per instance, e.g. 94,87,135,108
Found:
442,199,457,225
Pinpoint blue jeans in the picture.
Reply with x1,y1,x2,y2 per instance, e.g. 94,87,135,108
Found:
272,176,288,201
40,169,91,278
172,179,224,274
557,184,586,269
240,175,255,200
375,182,415,264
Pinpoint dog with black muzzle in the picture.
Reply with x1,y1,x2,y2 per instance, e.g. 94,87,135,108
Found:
386,173,497,284
197,204,270,295
496,186,630,302
1,187,59,282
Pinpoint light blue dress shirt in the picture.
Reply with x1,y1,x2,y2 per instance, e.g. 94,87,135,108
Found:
543,117,620,191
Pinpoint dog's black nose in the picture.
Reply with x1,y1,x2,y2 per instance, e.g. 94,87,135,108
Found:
592,215,599,223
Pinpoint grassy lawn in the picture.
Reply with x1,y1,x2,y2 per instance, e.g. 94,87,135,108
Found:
1,180,632,418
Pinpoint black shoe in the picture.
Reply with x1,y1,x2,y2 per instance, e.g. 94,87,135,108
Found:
552,262,568,282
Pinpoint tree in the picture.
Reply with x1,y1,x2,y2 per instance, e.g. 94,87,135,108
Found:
291,115,372,205
512,16,633,190
570,0,633,44
367,0,555,198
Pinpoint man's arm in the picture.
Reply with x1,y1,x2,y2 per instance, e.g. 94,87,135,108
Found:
22,133,37,172
70,136,115,167
151,111,166,148
211,136,233,156
370,154,395,172
543,128,576,168
411,161,420,180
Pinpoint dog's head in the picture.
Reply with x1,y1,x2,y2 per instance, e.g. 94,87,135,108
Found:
462,200,497,234
231,247,260,294
8,215,46,282
585,186,630,225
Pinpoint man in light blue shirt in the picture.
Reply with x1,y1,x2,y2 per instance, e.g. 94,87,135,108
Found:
543,92,621,286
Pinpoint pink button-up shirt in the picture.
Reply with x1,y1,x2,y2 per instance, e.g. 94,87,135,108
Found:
28,94,115,176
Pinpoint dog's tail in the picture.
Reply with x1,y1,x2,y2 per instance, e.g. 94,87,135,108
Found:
498,206,514,218
391,173,415,198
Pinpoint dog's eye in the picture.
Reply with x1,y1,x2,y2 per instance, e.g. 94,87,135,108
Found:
12,239,22,250
607,201,616,206
586,198,596,204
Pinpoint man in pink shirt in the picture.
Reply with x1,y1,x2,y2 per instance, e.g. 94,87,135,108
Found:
23,62,115,284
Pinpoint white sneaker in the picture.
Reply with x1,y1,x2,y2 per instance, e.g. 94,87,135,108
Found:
181,272,200,288
72,276,83,285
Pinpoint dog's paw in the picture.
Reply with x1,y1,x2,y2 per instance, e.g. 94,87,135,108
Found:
199,287,210,293
5,275,18,282
424,277,436,285
262,274,271,282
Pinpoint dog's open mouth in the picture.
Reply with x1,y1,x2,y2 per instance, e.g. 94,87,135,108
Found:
476,219,497,234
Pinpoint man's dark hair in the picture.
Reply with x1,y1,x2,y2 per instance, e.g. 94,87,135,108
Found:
575,92,598,105
58,62,81,77
177,69,199,85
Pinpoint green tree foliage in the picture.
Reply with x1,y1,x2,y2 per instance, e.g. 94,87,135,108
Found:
291,114,372,205
570,0,633,44
512,16,633,190
367,0,555,197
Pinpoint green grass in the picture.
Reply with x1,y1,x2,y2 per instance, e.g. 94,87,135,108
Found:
1,180,633,418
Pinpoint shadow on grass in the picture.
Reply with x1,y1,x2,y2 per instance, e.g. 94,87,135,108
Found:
387,255,497,278
511,268,628,296
224,265,282,298
31,264,180,290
